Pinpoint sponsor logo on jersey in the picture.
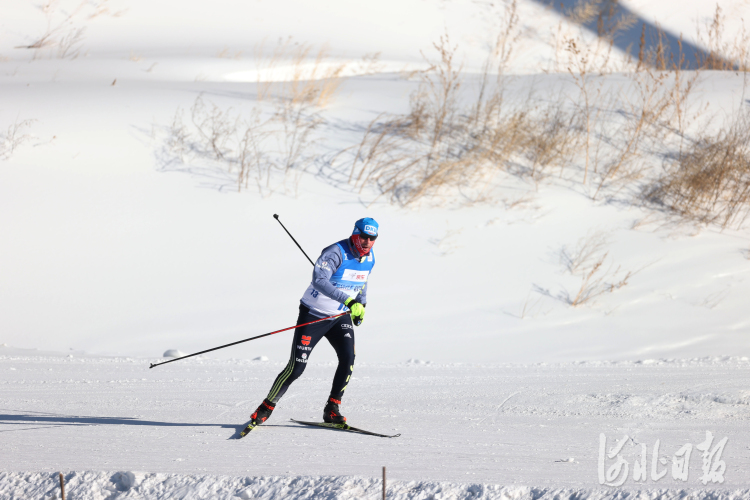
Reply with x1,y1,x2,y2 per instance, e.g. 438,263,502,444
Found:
297,345,312,351
301,335,311,346
341,269,369,282
295,357,308,364
334,284,362,291
364,225,377,235
317,261,330,270
344,333,352,338
301,353,307,359
341,324,352,329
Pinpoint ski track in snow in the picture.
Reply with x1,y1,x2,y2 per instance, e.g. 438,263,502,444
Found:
1,351,749,498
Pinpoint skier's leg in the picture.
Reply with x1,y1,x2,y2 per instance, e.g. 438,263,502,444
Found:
325,318,356,402
320,318,355,423
265,306,327,405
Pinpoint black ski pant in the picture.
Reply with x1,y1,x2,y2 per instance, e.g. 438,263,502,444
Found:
265,304,355,405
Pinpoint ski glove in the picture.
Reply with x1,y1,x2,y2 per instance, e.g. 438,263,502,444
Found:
344,297,365,326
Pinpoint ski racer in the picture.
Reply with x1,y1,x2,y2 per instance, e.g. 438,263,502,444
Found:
248,217,378,427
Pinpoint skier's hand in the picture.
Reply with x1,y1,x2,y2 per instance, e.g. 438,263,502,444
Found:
344,297,365,326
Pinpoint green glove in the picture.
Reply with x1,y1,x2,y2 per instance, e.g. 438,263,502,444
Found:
344,297,365,326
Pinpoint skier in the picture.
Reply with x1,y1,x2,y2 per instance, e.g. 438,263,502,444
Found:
248,217,378,427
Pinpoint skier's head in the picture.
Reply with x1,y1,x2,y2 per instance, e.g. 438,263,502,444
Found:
351,217,378,256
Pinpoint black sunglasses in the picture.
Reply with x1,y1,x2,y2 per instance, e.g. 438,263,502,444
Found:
359,233,377,241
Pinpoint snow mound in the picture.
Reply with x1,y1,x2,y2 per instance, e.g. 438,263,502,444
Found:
162,349,187,358
253,355,269,361
111,471,145,491
2,472,748,500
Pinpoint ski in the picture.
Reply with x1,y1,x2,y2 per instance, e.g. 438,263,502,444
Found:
290,419,400,438
237,421,257,439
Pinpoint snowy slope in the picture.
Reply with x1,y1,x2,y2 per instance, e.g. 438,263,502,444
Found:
2,71,750,365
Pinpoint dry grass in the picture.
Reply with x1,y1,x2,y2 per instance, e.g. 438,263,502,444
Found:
525,104,581,180
253,39,349,107
343,6,585,207
0,117,36,161
16,0,122,59
164,96,320,195
340,5,749,226
217,46,243,59
517,289,547,319
408,33,463,146
565,37,601,184
695,5,750,71
566,252,634,307
592,71,669,198
342,9,745,219
155,1,750,231
348,99,581,206
472,0,521,126
548,0,636,74
189,98,238,160
645,110,750,229
560,230,610,275
558,232,637,307
163,37,360,194
630,5,748,72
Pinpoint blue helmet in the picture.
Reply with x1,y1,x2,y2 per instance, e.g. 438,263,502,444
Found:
352,217,379,238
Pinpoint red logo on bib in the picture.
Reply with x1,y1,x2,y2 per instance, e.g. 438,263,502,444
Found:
301,335,311,346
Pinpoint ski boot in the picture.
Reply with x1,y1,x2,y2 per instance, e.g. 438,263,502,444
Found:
250,398,276,426
323,397,346,424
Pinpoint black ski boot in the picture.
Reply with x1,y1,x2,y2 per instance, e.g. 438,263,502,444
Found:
323,397,346,424
250,398,276,426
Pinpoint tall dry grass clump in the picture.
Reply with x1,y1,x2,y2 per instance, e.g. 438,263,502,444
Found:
548,0,636,74
645,110,750,229
343,1,748,212
345,2,585,206
162,39,359,193
16,0,124,59
409,34,463,147
695,5,750,71
163,96,321,195
254,39,349,107
555,231,638,307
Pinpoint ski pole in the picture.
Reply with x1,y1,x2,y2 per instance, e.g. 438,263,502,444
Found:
273,214,314,267
149,312,348,369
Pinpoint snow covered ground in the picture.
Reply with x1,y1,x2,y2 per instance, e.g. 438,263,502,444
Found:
2,347,750,498
2,0,750,498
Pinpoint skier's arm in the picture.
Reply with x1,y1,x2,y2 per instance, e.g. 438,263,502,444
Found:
310,245,351,304
357,281,368,305
357,256,373,305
